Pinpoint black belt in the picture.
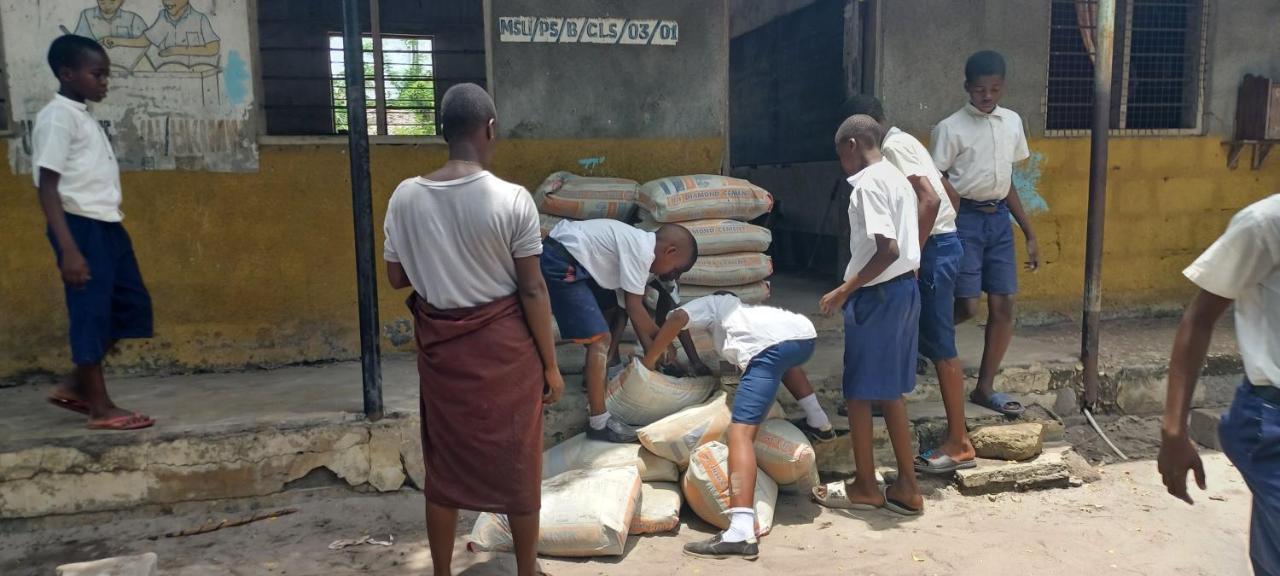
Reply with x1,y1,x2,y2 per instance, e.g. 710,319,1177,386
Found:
856,271,915,293
960,199,1006,214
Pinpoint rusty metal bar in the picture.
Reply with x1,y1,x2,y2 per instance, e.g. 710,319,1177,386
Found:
343,0,384,421
1081,0,1117,410
370,0,389,135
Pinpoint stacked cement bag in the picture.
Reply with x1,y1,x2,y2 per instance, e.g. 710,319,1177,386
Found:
534,171,640,238
605,358,717,426
542,432,679,482
683,441,779,536
636,175,774,304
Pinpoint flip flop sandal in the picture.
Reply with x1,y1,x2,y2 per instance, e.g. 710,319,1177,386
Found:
87,413,155,431
880,485,923,517
790,418,839,443
810,481,881,511
48,395,91,415
913,449,977,475
970,391,1026,417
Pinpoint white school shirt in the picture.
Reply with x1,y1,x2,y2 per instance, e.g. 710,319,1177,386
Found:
680,294,816,369
146,6,221,68
845,160,920,286
930,104,1030,202
883,126,957,236
1183,194,1280,389
30,95,124,222
383,171,542,310
550,219,656,296
74,8,148,40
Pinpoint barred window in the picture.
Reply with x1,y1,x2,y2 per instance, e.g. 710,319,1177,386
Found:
329,34,436,136
1046,0,1208,133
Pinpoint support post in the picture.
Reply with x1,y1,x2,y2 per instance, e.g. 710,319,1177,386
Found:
343,0,384,421
1081,0,1117,411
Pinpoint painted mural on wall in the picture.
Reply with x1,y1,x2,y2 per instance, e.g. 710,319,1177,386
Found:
3,0,257,172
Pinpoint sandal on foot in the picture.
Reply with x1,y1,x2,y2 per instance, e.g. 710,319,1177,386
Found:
87,413,155,431
970,391,1026,417
48,395,91,416
881,485,923,517
913,449,977,475
810,481,881,510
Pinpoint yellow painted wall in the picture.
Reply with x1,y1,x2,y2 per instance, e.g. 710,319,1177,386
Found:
0,138,722,379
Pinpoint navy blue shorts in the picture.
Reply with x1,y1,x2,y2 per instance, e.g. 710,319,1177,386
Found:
842,274,920,401
48,214,153,366
541,239,618,343
732,339,816,425
1219,380,1280,576
955,200,1018,298
919,233,963,361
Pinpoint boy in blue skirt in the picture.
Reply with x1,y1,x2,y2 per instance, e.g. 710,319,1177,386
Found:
813,115,923,516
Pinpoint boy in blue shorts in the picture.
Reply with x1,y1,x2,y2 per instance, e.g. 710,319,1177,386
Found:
844,95,976,473
34,35,154,431
642,291,835,560
931,50,1039,417
542,219,698,442
814,115,923,516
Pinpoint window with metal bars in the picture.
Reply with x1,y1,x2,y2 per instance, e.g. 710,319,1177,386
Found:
1045,0,1208,133
329,34,436,136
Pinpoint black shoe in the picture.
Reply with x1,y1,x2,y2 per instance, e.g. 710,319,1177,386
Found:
790,418,837,443
585,417,638,443
683,533,759,560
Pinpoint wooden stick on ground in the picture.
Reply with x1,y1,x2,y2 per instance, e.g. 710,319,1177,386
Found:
164,508,298,538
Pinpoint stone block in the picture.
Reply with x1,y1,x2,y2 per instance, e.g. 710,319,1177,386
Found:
971,423,1044,461
1061,447,1101,484
57,553,157,576
956,446,1074,495
367,421,409,492
1189,408,1222,451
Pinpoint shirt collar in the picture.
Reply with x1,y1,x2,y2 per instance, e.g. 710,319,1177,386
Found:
96,8,122,22
162,5,193,25
55,94,89,112
965,103,1004,119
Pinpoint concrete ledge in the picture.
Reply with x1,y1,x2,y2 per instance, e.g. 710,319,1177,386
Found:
955,446,1076,495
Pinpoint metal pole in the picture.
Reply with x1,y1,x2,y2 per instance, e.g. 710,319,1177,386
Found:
343,0,384,421
370,0,388,136
1081,0,1116,411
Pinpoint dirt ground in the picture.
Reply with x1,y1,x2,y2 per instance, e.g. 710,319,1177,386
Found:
2,447,1253,576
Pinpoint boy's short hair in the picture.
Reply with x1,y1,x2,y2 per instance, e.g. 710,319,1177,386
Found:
834,114,883,150
656,224,699,267
439,83,496,142
965,50,1007,83
47,34,106,76
841,95,885,124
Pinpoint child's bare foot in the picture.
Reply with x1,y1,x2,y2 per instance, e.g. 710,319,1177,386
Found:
883,482,924,516
939,439,976,461
843,477,886,508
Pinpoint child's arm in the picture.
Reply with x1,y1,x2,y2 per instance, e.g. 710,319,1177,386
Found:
642,310,689,370
37,169,91,287
819,234,898,316
162,41,220,58
385,261,411,289
940,175,962,213
514,255,565,405
1004,183,1040,271
101,36,151,48
907,175,940,250
651,280,710,375
624,292,661,353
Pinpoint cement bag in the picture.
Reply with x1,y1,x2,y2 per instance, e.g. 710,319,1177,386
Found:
682,281,771,304
681,253,773,287
682,441,778,535
638,392,732,466
606,358,717,427
539,213,568,238
635,218,771,256
543,433,679,482
753,419,819,487
639,175,773,223
535,171,639,221
631,482,683,535
467,466,641,557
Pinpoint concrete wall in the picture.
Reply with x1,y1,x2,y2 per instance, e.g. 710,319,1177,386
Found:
1203,0,1280,136
488,0,728,140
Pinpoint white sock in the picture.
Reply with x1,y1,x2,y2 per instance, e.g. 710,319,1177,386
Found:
797,394,831,430
722,508,755,543
589,412,611,430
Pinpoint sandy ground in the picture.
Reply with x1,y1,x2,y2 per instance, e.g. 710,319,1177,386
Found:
2,450,1253,576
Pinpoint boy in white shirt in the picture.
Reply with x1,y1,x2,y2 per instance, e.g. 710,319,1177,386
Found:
930,50,1039,418
1158,194,1280,575
643,292,834,560
814,115,924,516
844,95,976,473
542,219,698,442
34,35,154,431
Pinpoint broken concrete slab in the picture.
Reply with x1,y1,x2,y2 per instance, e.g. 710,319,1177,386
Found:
1189,408,1223,451
57,552,157,576
1061,447,1102,485
971,423,1045,461
956,445,1076,495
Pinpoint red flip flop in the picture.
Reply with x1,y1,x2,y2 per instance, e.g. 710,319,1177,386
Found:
48,395,91,416
87,413,155,431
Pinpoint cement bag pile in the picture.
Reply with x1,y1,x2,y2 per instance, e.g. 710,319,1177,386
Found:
468,466,641,557
534,171,639,221
638,175,772,223
682,441,778,535
606,358,717,426
539,213,567,239
543,432,679,482
631,482,683,535
682,281,772,305
636,217,773,256
753,419,819,488
637,392,733,467
681,253,774,287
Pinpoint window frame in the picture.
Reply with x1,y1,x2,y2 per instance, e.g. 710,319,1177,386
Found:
327,32,439,138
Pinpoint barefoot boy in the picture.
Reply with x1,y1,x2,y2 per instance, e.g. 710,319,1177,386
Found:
643,291,834,560
542,219,698,442
814,115,923,516
35,35,154,431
